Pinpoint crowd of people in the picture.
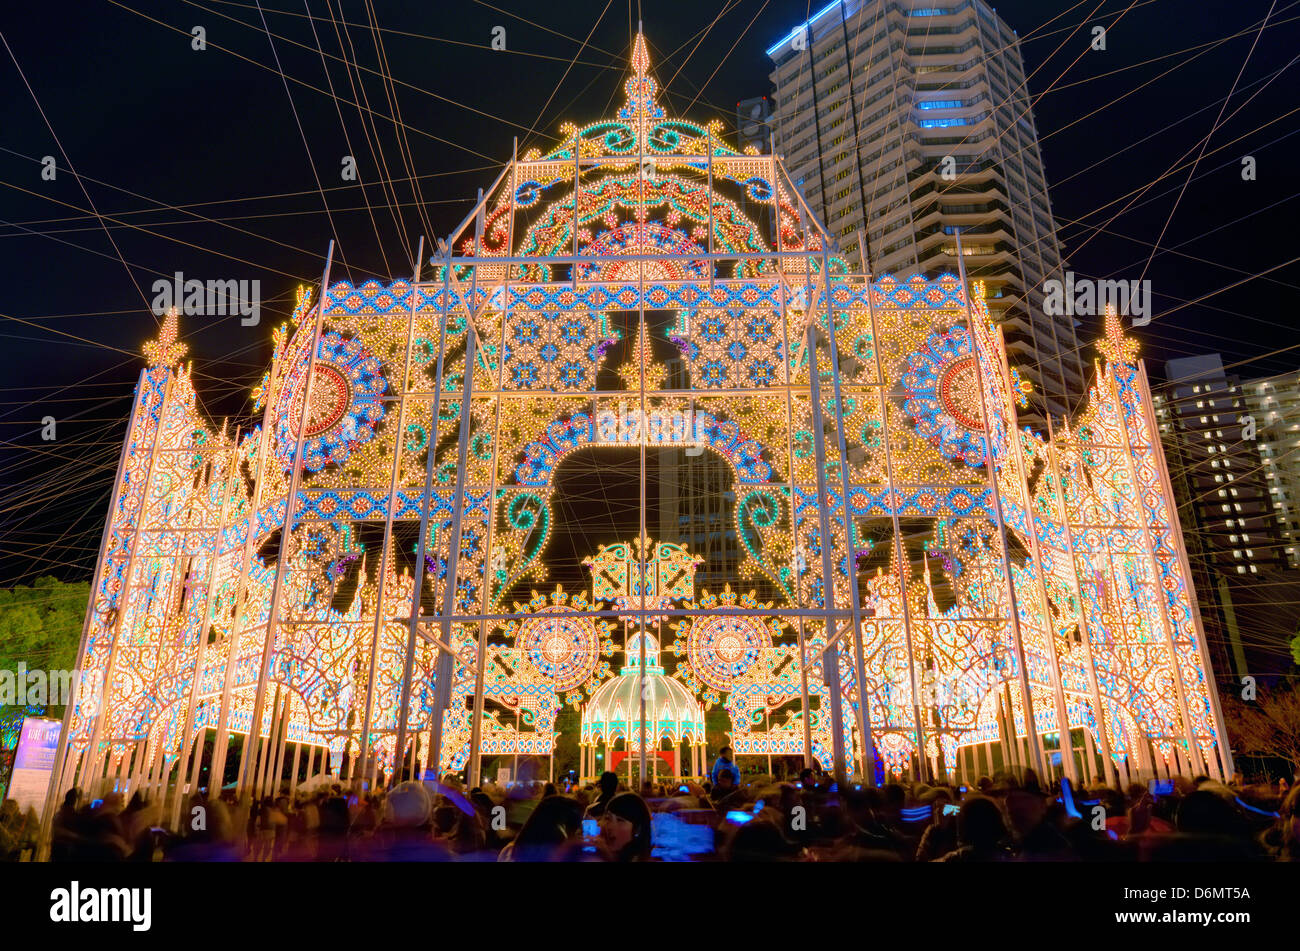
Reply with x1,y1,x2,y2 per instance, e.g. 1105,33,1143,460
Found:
19,748,1297,862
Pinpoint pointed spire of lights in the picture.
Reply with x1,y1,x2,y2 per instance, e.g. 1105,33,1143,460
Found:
1096,304,1139,365
143,307,188,368
619,31,664,137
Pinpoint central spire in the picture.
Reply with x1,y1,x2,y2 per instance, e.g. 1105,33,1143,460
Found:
619,31,664,133
631,31,650,78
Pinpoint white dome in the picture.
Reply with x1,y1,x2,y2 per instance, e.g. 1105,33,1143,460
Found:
581,633,704,749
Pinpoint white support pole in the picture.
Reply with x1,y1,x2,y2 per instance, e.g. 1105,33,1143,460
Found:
360,236,427,786
989,325,1077,784
821,240,873,782
861,254,927,776
1106,361,1204,777
1135,362,1232,780
1045,414,1119,788
242,242,335,798
953,231,1046,778
170,432,241,828
773,157,815,771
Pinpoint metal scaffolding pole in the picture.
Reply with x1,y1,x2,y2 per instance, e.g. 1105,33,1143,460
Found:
989,324,1078,784
169,432,241,828
86,373,175,793
242,242,335,797
1107,358,1204,777
954,232,1047,778
772,147,814,770
861,267,927,781
1045,414,1120,787
820,242,873,782
37,365,151,855
1135,362,1232,779
359,237,425,785
207,341,284,801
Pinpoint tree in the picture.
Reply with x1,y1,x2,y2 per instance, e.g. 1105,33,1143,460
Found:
0,576,91,719
1223,679,1300,779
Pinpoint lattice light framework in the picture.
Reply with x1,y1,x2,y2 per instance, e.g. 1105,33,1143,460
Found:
46,36,1229,806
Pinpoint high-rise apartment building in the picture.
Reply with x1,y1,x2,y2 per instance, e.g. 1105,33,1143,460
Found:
765,0,1084,423
1153,354,1296,682
1242,369,1300,569
1157,354,1282,578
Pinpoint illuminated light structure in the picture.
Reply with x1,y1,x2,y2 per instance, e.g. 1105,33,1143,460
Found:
41,35,1231,834
581,633,706,783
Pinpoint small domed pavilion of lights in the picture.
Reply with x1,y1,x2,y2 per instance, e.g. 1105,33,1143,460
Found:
41,29,1234,838
580,633,706,783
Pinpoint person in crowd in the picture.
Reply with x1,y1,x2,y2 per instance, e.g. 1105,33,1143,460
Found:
710,746,741,787
499,794,585,862
1262,785,1299,861
709,768,741,811
1003,788,1074,861
914,789,958,862
936,796,1010,862
26,762,1300,864
584,771,620,819
595,792,653,861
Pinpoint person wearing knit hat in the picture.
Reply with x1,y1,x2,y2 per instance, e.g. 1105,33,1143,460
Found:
380,781,454,861
384,781,432,828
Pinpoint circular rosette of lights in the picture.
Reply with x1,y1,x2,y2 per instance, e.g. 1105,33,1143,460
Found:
686,612,771,692
518,606,600,691
899,326,988,467
274,331,388,472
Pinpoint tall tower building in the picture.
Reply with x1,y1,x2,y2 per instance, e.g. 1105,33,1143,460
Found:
1157,355,1282,578
766,0,1084,423
1242,369,1300,569
1154,354,1296,683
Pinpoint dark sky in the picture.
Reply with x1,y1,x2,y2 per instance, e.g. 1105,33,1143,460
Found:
0,0,1296,585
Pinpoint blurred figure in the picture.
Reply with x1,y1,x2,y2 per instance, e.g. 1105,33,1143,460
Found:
936,796,1010,862
584,771,620,819
316,792,349,862
724,817,804,862
499,795,584,861
915,789,958,862
0,800,36,861
1004,789,1074,861
709,769,741,811
379,781,451,861
710,746,741,787
50,788,80,862
167,798,239,862
1262,786,1299,861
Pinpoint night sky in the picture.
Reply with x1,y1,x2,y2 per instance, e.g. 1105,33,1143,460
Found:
0,0,1295,585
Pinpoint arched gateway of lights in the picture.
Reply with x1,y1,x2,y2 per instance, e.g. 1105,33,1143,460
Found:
42,35,1233,830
